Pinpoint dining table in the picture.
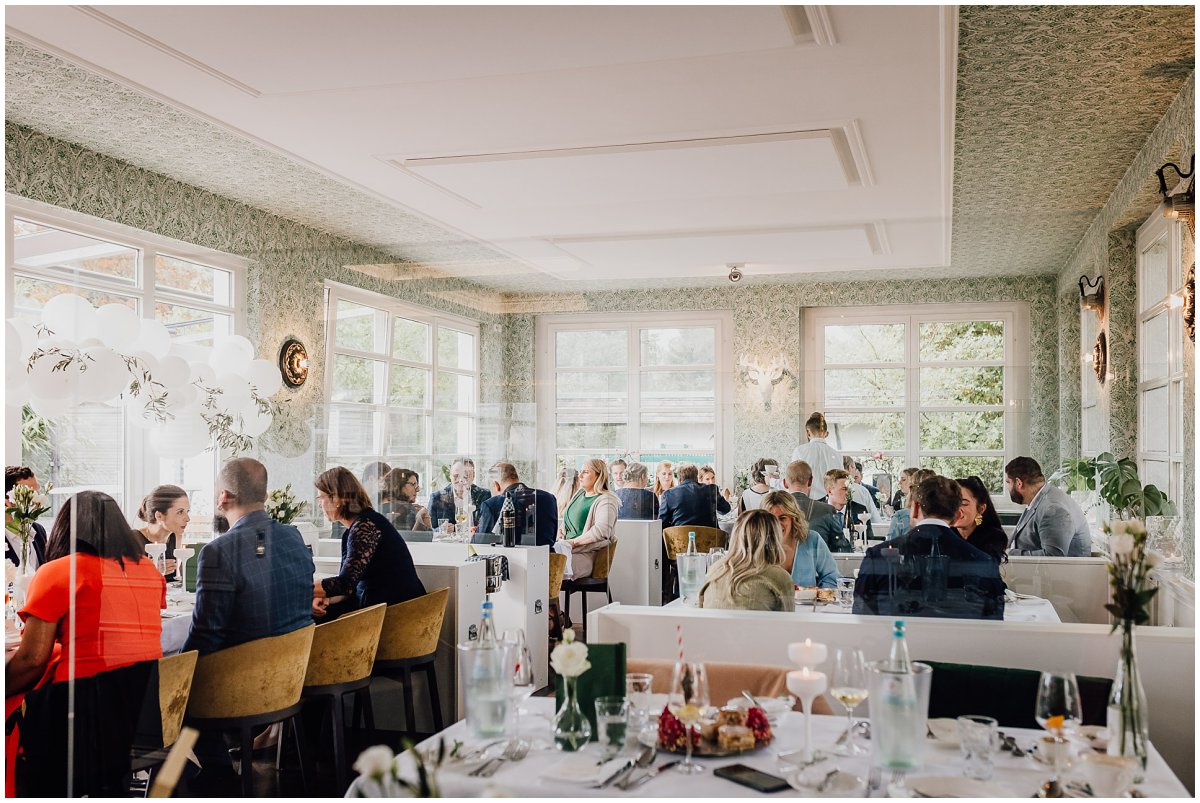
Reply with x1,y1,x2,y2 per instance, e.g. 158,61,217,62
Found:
160,587,195,655
362,697,1189,797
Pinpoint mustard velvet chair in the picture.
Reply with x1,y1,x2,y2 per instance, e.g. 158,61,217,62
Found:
183,625,316,796
130,650,199,793
365,588,451,736
302,603,386,787
663,525,727,600
561,540,618,643
548,552,567,640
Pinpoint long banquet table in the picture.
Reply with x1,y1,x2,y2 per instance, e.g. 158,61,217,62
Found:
373,697,1189,797
663,593,1062,624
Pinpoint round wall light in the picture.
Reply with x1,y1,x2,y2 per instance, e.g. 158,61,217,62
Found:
279,338,310,388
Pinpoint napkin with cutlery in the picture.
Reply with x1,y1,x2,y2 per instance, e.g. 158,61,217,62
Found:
539,755,632,785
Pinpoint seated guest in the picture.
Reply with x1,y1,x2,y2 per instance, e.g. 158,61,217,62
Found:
844,456,883,522
615,462,659,520
475,462,559,547
659,462,731,529
699,509,795,612
697,464,718,485
887,468,935,541
807,469,866,552
785,459,835,523
853,460,882,511
891,467,918,512
360,461,392,509
1006,457,1092,557
652,460,676,499
738,457,774,513
552,466,579,516
954,476,1009,564
183,458,314,655
556,458,619,580
4,466,48,570
428,457,491,530
854,475,1005,620
763,490,838,589
135,484,189,581
313,467,426,618
379,468,432,531
8,491,164,797
609,458,627,489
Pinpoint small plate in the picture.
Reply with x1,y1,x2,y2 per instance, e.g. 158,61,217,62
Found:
926,718,961,748
903,775,1018,798
788,768,867,797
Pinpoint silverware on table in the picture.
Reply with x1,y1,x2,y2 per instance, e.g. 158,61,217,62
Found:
620,759,680,790
597,757,636,789
471,740,530,778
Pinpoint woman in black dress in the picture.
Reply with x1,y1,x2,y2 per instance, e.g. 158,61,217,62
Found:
135,484,189,581
953,475,1008,564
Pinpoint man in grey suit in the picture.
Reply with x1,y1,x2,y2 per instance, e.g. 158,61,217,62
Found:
1005,457,1092,557
786,460,836,522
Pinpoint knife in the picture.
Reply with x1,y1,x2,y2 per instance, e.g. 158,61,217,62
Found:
597,758,636,789
623,760,681,789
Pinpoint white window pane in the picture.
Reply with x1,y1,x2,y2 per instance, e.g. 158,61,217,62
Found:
919,456,1005,495
640,370,714,406
1141,385,1169,453
920,366,1004,406
556,371,627,409
436,371,475,413
389,365,429,408
823,323,904,364
919,321,1004,361
1172,381,1183,453
556,422,627,450
639,411,714,451
437,328,475,370
1141,312,1169,380
556,330,627,369
825,368,905,407
332,355,385,404
155,301,232,347
328,405,381,454
158,451,217,521
434,414,473,454
385,411,427,454
640,327,715,367
1142,459,1169,493
12,276,138,329
13,219,138,284
1083,405,1103,454
35,404,126,513
825,412,905,452
392,317,430,363
1141,237,1169,309
920,411,1004,451
335,300,387,353
1081,311,1098,406
156,255,231,304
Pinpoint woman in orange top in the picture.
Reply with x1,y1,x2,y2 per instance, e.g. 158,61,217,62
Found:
6,491,165,797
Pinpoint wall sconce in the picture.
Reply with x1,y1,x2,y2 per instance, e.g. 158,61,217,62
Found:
278,338,310,388
1156,156,1194,237
1184,264,1196,342
1079,274,1105,316
1093,331,1108,385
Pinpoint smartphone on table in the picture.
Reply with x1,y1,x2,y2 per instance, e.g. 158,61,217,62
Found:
713,763,790,793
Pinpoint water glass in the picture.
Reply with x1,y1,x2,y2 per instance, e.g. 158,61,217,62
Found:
458,643,511,741
595,696,629,758
957,715,998,780
836,576,855,608
677,554,708,605
867,660,933,771
707,548,727,569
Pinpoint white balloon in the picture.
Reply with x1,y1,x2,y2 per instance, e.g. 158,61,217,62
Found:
6,375,31,408
149,413,211,459
245,358,282,396
168,341,207,364
191,362,217,388
40,294,98,342
139,319,172,359
79,347,130,403
239,406,273,438
28,392,72,419
128,352,161,382
79,337,105,349
208,336,254,375
214,373,252,414
125,395,160,428
7,318,37,361
95,305,141,351
28,354,82,401
156,355,191,389
168,384,200,413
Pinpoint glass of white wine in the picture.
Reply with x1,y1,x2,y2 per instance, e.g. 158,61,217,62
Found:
830,648,869,756
667,661,710,774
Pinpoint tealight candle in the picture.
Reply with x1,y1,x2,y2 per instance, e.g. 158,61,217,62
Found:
786,667,828,700
788,638,828,668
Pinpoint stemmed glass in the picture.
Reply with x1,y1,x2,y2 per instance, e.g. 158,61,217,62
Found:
668,661,711,774
1035,672,1082,797
829,648,869,756
503,629,536,746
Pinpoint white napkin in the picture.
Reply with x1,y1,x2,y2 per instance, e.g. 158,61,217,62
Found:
552,540,575,579
539,755,630,785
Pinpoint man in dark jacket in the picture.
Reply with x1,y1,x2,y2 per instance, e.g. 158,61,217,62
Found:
807,469,864,553
475,462,559,547
659,463,731,529
853,475,1004,620
428,457,492,530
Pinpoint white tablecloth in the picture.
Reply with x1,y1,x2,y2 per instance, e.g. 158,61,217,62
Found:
161,589,195,655
369,697,1188,797
665,594,1062,624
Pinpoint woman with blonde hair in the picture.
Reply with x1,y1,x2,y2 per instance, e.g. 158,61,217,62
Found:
652,460,676,498
698,509,795,612
763,490,839,589
556,458,619,580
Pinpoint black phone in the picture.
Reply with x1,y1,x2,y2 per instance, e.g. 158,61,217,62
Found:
713,763,790,793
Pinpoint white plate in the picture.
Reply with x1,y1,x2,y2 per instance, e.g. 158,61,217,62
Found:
903,775,1017,798
926,717,961,748
795,587,818,602
724,696,794,721
539,756,631,785
788,768,867,797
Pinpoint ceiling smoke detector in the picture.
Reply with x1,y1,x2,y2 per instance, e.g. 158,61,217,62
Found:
727,264,744,283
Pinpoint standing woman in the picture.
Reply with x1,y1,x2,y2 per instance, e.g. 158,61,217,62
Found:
135,484,189,581
557,458,620,580
953,476,1009,564
379,468,432,531
652,461,676,499
312,467,426,619
789,412,842,501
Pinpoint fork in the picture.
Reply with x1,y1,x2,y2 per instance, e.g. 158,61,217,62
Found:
469,740,518,777
474,739,530,778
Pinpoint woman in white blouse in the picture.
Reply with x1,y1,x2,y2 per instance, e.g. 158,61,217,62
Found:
789,412,842,502
739,457,774,513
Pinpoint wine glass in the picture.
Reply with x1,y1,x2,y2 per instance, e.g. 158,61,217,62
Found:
503,629,535,744
829,648,869,756
667,661,711,774
1035,672,1082,797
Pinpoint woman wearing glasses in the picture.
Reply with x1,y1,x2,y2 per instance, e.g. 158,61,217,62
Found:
380,468,433,532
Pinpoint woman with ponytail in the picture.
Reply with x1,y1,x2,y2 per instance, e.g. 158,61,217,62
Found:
135,484,190,580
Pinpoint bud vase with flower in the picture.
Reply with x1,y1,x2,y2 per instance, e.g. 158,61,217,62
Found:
551,629,592,750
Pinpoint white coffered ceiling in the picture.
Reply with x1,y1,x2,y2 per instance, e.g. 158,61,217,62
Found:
5,5,955,289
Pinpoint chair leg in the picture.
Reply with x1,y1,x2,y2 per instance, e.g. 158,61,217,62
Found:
330,696,346,789
362,688,377,737
581,589,589,642
402,667,418,736
292,714,309,794
425,663,444,732
562,590,573,628
240,725,254,797
275,721,284,770
606,581,612,604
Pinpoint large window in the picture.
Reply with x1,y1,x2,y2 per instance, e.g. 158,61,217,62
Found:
804,304,1029,496
1135,212,1185,503
536,311,733,486
6,205,243,521
323,283,479,494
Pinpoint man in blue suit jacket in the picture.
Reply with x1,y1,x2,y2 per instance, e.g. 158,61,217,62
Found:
659,463,731,529
854,475,1004,620
184,458,314,655
474,462,558,547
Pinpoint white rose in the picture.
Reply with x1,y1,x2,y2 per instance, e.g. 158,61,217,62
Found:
550,640,591,678
1126,519,1148,537
1106,520,1129,536
353,745,396,779
1109,533,1135,559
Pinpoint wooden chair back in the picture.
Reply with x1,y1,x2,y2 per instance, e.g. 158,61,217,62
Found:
626,657,833,715
185,625,315,720
376,588,450,662
590,540,618,581
663,526,726,560
158,650,198,748
304,603,386,688
548,552,567,597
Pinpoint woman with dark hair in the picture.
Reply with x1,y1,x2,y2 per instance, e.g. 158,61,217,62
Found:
7,491,165,797
360,461,392,508
738,457,774,513
379,468,432,531
135,484,190,581
953,475,1009,564
312,467,425,619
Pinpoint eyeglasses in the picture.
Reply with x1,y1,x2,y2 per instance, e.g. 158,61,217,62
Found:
406,479,420,487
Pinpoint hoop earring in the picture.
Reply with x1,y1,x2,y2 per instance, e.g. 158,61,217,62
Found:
974,514,984,526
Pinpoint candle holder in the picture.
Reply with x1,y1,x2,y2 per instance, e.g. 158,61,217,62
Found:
786,639,829,764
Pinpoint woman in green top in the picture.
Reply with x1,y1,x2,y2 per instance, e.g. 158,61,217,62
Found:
557,458,620,579
698,509,795,612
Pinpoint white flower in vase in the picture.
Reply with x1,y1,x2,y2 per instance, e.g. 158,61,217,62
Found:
549,628,591,677
353,744,396,781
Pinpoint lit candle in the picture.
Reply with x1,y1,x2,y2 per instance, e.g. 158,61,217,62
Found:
786,667,828,701
788,638,828,668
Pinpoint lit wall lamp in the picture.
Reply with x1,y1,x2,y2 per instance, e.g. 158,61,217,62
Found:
279,338,310,388
1079,274,1105,316
1156,156,1195,237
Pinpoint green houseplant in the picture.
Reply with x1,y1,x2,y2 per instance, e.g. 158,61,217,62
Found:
1051,453,1173,520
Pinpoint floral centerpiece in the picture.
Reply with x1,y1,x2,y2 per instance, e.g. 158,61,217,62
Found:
5,483,51,571
352,738,449,797
1102,519,1156,773
550,628,592,750
265,484,307,525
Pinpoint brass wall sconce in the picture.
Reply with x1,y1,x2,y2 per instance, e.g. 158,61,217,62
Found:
1093,330,1108,385
1156,156,1194,237
1184,264,1195,342
1079,274,1105,316
279,338,310,388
